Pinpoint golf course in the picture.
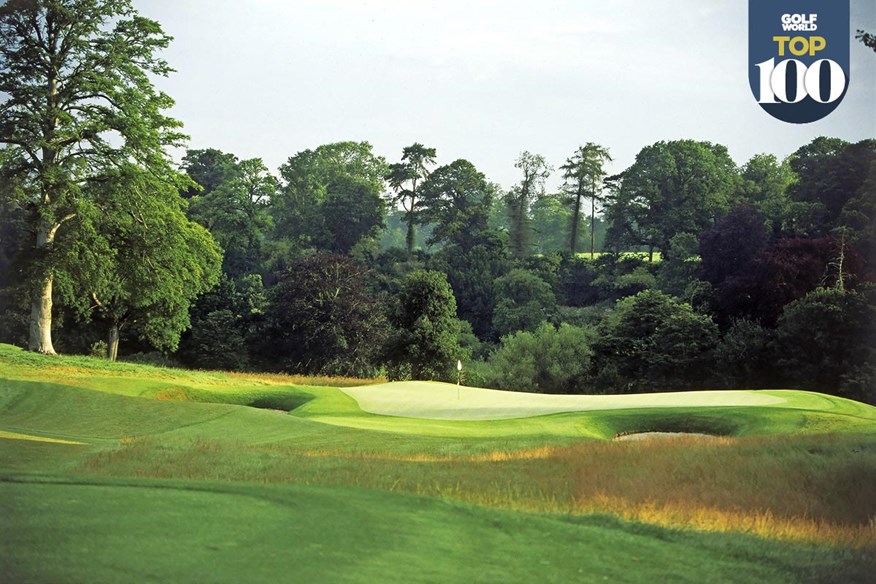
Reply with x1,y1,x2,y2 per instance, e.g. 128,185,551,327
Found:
1,343,875,583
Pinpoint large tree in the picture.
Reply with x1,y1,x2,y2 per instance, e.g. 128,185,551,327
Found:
787,138,876,236
385,143,436,257
273,141,387,253
84,166,221,360
593,289,719,392
180,148,240,199
488,322,595,394
604,140,737,258
531,192,572,253
775,286,876,404
418,159,495,252
184,152,276,277
506,151,551,259
383,270,463,381
259,254,386,376
0,0,187,353
738,153,795,237
560,143,611,256
492,268,557,337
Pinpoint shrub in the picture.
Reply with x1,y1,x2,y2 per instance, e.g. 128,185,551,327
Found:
486,322,595,393
383,270,465,381
593,289,719,392
774,286,876,403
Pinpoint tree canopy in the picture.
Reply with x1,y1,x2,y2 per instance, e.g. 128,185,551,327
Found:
383,270,463,381
418,159,495,251
561,144,612,256
0,0,189,353
604,140,737,257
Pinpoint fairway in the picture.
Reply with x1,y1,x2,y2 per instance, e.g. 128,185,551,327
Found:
342,381,787,420
1,345,876,583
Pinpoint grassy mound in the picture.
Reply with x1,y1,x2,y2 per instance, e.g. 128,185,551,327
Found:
2,343,876,581
2,476,872,584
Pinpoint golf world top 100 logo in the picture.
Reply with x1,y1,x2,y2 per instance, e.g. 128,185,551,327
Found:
749,0,850,123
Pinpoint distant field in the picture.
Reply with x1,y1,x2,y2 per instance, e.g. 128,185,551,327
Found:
576,251,663,262
1,344,875,583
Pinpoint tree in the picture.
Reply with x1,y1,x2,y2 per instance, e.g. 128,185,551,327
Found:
838,160,876,265
856,29,876,52
259,254,386,376
699,205,769,287
775,286,876,403
593,289,719,392
385,143,436,257
319,175,385,254
711,236,866,327
487,322,595,393
83,166,221,360
0,0,187,353
738,154,795,237
560,143,612,256
604,140,737,258
185,153,276,277
713,319,776,389
418,159,495,252
531,192,572,253
180,148,240,199
786,138,876,235
506,151,551,259
430,231,511,339
492,268,557,337
177,274,265,371
273,141,388,253
383,270,463,381
656,232,701,299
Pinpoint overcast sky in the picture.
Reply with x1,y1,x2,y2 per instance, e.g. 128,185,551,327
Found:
141,0,876,191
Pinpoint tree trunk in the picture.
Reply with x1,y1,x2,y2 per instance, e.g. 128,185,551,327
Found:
29,273,56,354
107,323,120,361
406,207,416,257
590,197,596,259
28,223,61,354
570,192,582,255
509,199,528,260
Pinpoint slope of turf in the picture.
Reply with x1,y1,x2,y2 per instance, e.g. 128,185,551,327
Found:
1,476,872,584
3,344,874,442
2,343,876,582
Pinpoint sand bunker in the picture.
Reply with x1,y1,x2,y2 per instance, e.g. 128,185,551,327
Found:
614,432,723,442
341,381,785,421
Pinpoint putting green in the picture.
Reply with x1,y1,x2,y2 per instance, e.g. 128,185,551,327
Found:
341,382,788,420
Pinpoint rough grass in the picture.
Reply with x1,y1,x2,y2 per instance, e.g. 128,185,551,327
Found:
2,343,876,581
4,476,871,584
74,431,876,548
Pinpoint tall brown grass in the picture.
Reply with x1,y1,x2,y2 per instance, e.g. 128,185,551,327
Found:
78,432,876,548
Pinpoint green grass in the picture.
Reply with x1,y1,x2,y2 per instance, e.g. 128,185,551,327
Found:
576,251,663,262
2,476,872,584
2,343,876,582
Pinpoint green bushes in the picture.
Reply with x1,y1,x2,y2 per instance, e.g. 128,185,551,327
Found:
383,270,465,381
482,322,595,393
592,290,719,392
775,286,876,403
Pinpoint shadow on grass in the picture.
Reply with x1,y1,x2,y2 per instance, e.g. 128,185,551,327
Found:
247,394,314,412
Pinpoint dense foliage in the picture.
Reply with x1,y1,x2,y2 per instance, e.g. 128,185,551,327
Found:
1,3,874,402
383,270,464,381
